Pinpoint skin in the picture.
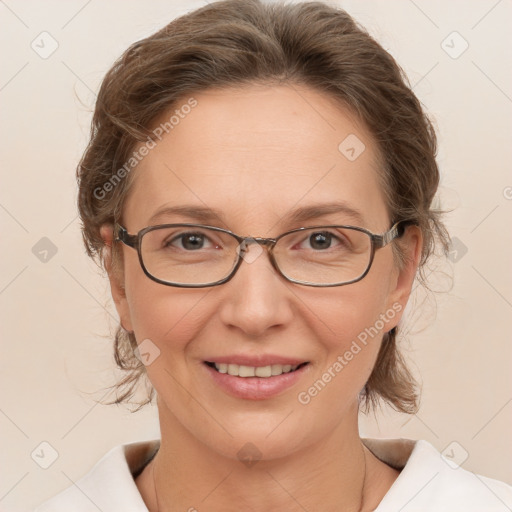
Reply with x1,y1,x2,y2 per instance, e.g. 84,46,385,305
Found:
100,84,422,511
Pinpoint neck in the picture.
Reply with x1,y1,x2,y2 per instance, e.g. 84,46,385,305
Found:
145,402,370,512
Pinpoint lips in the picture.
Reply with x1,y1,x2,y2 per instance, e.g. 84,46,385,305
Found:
203,359,311,400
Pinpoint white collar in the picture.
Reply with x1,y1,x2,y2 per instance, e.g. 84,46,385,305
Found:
35,438,512,511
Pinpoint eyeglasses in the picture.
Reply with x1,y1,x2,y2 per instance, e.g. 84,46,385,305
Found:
114,221,409,288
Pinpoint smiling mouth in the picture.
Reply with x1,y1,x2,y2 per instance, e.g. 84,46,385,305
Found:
205,361,309,378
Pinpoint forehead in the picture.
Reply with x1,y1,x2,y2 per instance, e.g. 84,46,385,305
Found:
123,84,389,233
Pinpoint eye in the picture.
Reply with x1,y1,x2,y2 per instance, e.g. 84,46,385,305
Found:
165,231,217,251
298,231,347,251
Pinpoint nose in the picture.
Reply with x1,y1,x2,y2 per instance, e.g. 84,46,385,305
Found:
217,241,293,337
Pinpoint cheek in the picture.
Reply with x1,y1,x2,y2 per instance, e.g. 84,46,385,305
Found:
299,275,396,397
124,278,211,404
121,250,199,344
309,272,393,351
126,279,202,345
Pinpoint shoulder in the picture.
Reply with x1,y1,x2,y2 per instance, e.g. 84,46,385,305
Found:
363,438,512,512
33,440,159,512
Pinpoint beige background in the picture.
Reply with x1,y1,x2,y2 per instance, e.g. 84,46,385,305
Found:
1,1,511,510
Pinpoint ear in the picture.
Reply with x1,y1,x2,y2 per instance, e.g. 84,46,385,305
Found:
385,225,423,329
100,225,134,332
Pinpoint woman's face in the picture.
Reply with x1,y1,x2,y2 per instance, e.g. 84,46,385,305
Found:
104,84,419,461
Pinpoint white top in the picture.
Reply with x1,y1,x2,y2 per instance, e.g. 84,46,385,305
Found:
34,438,512,511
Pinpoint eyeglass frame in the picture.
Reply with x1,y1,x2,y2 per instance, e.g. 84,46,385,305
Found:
114,220,411,288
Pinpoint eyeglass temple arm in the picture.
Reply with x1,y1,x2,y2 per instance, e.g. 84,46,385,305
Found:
114,224,138,248
372,221,411,248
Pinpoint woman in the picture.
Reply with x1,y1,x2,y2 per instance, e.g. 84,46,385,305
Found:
35,0,512,510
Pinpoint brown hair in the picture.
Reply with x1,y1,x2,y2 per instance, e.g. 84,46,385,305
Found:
77,0,449,413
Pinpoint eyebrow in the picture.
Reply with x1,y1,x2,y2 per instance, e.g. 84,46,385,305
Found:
147,201,365,227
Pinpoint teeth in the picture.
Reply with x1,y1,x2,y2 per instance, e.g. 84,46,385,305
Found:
213,362,300,378
216,363,228,373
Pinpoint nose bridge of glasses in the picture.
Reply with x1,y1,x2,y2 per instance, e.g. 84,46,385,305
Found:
238,236,276,252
